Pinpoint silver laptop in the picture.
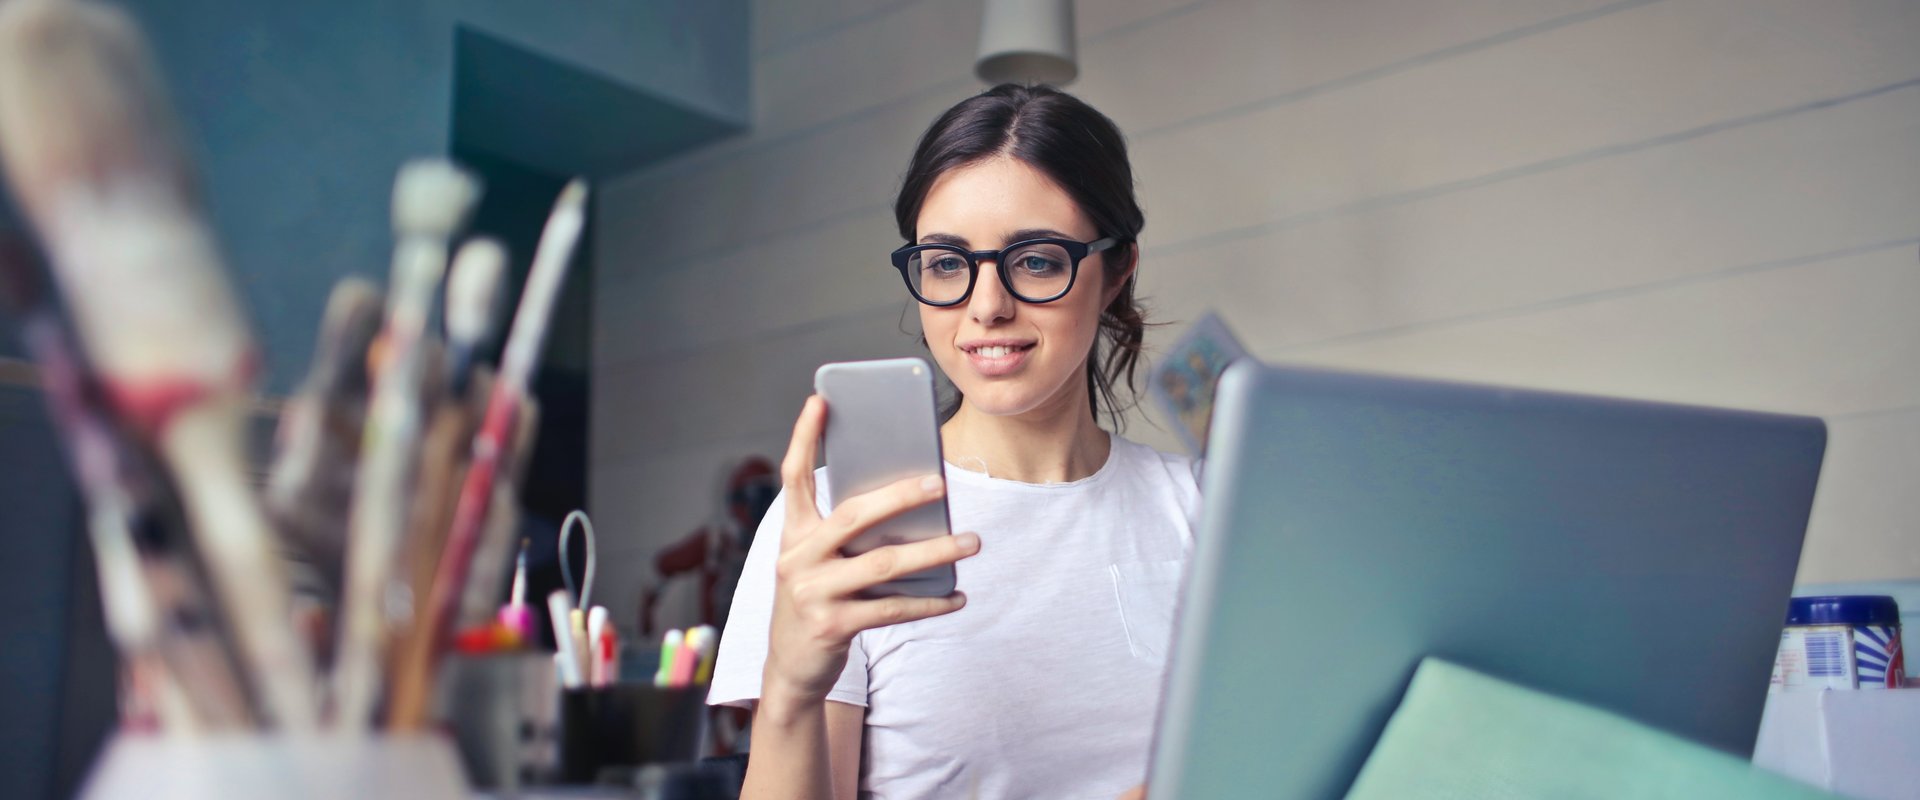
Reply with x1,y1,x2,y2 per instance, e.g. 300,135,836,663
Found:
1147,363,1826,799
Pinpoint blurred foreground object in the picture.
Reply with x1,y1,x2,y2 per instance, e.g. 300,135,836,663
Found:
0,0,591,755
0,0,315,730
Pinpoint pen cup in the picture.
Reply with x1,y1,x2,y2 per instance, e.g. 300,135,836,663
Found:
435,652,559,790
557,683,707,784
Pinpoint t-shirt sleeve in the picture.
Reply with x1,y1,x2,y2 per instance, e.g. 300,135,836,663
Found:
707,483,872,709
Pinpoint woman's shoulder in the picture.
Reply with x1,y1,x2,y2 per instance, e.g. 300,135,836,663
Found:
1113,429,1198,506
1110,433,1203,494
1109,434,1204,548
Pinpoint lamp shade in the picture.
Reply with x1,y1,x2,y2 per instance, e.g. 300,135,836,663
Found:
975,0,1077,86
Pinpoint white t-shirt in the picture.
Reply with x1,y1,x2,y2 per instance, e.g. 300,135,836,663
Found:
709,434,1202,799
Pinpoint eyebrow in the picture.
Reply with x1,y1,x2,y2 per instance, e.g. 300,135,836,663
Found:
918,228,1077,247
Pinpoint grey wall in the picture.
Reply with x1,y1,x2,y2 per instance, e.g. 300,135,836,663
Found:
589,0,1920,634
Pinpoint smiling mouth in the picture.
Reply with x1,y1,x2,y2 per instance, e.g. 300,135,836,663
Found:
963,343,1035,358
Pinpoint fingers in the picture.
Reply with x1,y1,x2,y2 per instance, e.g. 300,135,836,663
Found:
840,591,969,633
780,395,826,529
804,473,947,560
813,532,980,598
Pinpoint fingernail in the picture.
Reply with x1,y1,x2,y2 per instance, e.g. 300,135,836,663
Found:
956,532,980,553
951,592,967,607
921,475,944,494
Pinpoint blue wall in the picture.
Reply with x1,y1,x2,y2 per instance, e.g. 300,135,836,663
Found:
88,0,749,393
117,0,458,393
459,0,749,123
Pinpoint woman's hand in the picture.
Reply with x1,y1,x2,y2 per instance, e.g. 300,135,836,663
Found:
761,395,980,704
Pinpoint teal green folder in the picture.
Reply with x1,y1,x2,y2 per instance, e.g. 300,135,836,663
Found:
1345,659,1834,799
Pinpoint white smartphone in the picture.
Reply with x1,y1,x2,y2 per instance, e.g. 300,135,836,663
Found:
813,357,957,598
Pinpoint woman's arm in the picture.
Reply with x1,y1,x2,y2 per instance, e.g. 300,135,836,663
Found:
735,396,979,799
742,695,864,800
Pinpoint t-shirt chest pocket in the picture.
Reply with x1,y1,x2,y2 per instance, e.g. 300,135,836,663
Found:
1107,559,1184,662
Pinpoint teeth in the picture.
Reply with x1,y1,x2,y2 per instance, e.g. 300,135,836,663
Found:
976,345,1014,358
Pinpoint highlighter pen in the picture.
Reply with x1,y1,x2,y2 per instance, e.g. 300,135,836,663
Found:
569,609,590,687
547,590,583,688
654,629,683,687
593,618,619,687
691,625,719,686
601,626,620,685
585,606,608,687
497,538,532,640
668,629,702,688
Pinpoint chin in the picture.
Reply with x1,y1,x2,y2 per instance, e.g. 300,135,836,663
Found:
934,344,1079,418
948,370,1074,418
952,386,1041,417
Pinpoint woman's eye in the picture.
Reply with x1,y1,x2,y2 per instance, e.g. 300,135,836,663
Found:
925,256,967,276
1018,256,1064,275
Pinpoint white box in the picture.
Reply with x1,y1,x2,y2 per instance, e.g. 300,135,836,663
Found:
1754,689,1920,799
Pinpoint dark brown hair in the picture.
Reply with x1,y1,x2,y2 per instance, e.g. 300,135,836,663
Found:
894,83,1148,428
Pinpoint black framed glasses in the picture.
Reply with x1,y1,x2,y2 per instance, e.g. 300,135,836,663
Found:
890,236,1119,306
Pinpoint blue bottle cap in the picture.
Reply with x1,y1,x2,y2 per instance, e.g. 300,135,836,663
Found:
1787,595,1901,627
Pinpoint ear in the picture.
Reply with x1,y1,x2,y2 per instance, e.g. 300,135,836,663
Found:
1101,243,1139,308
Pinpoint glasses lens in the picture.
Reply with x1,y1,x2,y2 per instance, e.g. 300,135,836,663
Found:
907,248,971,304
1003,242,1074,301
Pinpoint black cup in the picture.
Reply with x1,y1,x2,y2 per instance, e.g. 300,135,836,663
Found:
557,684,707,784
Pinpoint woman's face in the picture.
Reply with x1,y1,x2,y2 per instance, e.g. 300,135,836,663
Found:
913,155,1129,419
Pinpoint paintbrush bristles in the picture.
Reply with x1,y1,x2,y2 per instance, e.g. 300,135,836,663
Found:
309,279,384,399
392,160,480,239
0,0,191,217
384,159,476,325
446,237,505,345
0,0,247,386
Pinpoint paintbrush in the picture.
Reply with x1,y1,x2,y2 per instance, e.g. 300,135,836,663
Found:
385,376,542,730
332,159,480,730
0,237,256,732
444,237,505,396
266,278,383,608
408,239,507,621
381,369,487,730
405,180,585,719
455,392,540,630
382,238,505,729
0,0,316,729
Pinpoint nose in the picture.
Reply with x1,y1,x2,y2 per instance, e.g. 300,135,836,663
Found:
967,256,1016,326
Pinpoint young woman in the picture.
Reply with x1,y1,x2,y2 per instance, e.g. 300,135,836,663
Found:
710,83,1200,799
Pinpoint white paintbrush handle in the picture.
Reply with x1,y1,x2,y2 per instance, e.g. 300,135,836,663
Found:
334,240,451,728
163,402,319,729
497,180,587,391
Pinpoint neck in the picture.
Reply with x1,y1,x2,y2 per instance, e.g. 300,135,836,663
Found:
940,372,1112,484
